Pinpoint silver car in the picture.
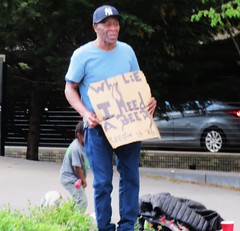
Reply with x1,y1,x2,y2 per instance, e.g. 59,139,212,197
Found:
142,100,240,152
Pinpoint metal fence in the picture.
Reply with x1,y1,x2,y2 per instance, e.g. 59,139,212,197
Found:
5,104,81,148
3,101,240,172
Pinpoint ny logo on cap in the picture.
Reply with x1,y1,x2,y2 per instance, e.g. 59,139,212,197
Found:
105,7,113,16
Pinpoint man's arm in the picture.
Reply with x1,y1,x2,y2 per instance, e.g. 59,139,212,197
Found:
64,82,100,127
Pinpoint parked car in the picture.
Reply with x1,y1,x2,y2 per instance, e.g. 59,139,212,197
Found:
142,100,240,152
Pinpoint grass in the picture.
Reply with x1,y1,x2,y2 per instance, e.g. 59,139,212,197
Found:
0,199,97,231
0,199,151,231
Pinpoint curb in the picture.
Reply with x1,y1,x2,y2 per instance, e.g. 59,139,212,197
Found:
140,167,240,189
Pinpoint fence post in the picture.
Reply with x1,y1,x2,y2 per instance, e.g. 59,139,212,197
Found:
0,55,6,156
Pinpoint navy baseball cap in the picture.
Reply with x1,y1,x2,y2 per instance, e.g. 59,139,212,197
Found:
93,5,121,24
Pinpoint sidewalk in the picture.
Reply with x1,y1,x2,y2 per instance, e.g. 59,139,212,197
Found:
0,156,240,230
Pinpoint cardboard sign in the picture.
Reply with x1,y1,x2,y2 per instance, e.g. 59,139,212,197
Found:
88,71,160,148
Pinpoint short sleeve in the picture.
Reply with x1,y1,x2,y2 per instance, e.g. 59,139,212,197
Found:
65,48,85,83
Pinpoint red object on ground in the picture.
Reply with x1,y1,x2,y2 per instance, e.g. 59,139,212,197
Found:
75,179,82,189
221,221,234,231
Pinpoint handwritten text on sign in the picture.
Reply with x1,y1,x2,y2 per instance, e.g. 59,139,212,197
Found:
88,71,160,148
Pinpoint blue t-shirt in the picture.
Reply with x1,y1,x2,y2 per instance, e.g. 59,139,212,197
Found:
65,41,140,112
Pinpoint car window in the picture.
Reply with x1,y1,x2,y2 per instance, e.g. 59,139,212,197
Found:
179,101,204,116
165,101,182,119
153,101,182,120
206,102,225,111
154,100,214,119
154,106,166,120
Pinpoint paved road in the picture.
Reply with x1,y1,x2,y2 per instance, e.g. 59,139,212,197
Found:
0,156,239,230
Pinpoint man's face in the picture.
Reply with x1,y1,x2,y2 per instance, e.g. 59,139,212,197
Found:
94,17,120,45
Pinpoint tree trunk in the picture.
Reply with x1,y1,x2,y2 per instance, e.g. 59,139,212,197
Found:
26,86,43,160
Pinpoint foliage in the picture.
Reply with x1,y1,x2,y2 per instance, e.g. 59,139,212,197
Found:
0,199,150,231
0,199,97,231
0,0,94,94
0,0,213,101
191,0,240,57
118,0,212,98
0,0,96,159
191,0,240,27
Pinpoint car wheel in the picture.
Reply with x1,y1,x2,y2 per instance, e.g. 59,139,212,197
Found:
202,129,225,153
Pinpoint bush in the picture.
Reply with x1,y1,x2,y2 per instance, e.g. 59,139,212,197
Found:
0,199,97,231
0,199,148,230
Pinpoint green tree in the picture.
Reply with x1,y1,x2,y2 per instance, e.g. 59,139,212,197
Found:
0,0,95,160
120,0,216,100
191,0,240,57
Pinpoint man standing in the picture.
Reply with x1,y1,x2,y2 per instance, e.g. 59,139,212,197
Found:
64,5,156,231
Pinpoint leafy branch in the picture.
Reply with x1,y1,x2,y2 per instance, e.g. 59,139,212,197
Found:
191,0,240,57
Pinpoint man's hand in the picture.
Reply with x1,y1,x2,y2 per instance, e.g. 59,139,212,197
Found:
83,110,101,128
146,97,157,116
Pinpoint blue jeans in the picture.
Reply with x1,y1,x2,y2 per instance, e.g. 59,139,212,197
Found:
85,125,141,231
